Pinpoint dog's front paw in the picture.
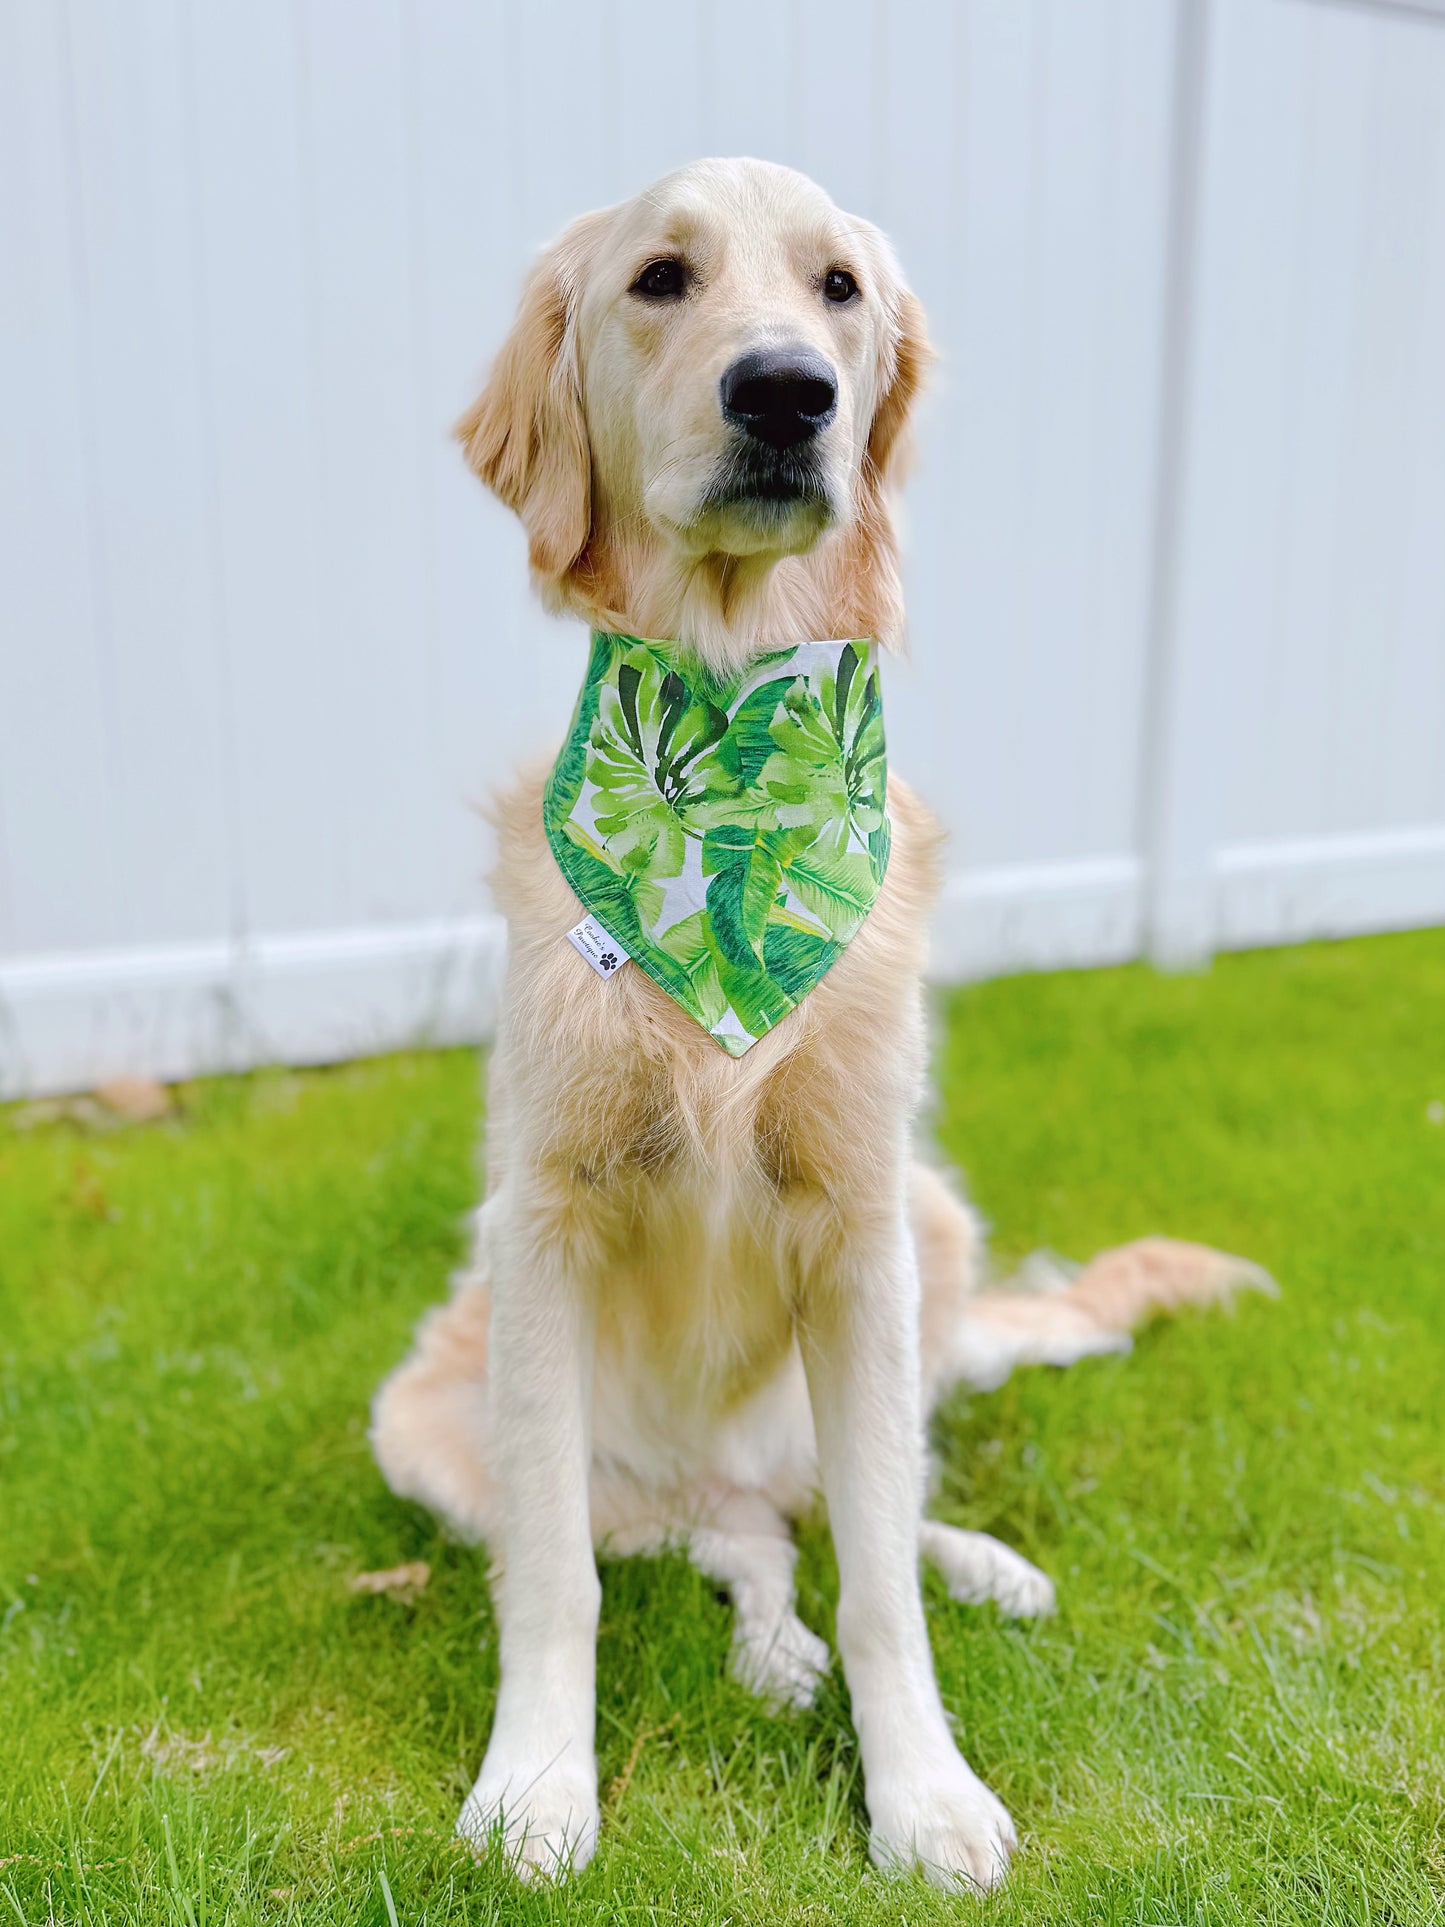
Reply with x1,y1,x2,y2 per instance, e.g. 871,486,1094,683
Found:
730,1612,831,1710
456,1752,599,1882
867,1754,1017,1893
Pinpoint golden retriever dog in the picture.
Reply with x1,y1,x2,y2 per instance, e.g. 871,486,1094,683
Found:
371,158,1269,1890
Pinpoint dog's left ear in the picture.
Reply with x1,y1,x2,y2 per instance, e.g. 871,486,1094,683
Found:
454,209,610,584
866,288,933,489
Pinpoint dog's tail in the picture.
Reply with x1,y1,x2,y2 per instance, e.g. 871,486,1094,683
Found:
913,1162,1277,1402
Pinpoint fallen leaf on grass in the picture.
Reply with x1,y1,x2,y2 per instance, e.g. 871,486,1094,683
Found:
10,1077,176,1134
95,1076,174,1122
348,1561,431,1600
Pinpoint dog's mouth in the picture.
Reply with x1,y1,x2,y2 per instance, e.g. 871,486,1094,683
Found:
654,437,838,559
700,440,834,520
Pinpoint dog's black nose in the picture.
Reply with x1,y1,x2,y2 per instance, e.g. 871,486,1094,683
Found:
720,348,838,448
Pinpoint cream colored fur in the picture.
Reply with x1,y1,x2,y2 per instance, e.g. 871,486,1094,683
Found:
371,159,1271,1891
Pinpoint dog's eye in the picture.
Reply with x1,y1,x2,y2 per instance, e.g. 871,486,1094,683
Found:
823,268,859,304
630,258,687,300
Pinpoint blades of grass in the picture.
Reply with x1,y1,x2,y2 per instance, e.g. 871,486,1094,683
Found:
82,1727,124,1822
377,1864,401,1927
161,1815,198,1927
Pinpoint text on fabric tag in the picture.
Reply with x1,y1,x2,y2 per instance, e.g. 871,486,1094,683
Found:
566,915,630,979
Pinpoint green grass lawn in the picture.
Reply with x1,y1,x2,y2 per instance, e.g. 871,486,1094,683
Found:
3,931,1443,1926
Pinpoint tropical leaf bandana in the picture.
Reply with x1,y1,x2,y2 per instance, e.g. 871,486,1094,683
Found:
543,632,891,1056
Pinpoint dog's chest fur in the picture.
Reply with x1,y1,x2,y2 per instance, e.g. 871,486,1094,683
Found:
483,762,944,1449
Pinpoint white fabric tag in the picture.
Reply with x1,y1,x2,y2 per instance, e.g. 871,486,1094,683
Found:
565,914,630,979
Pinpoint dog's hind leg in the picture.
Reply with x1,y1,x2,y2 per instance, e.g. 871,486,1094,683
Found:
919,1518,1055,1618
690,1494,831,1711
601,1486,830,1711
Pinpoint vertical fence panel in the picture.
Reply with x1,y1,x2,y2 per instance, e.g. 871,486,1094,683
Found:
942,0,1039,876
1146,0,1311,960
406,0,525,920
1157,0,1445,954
0,0,121,957
790,0,880,220
185,0,336,939
296,0,436,925
64,0,235,949
1234,6,1371,854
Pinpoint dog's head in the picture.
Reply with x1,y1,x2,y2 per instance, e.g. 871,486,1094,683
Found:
457,159,930,643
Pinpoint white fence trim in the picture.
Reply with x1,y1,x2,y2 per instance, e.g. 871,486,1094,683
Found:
0,865,1145,1096
931,859,1144,983
1213,827,1445,949
0,921,502,1099
4,825,1440,1095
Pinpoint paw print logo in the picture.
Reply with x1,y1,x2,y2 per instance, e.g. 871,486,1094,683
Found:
599,951,619,972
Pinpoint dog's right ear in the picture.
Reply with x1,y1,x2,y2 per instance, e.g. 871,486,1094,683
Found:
454,211,609,584
866,287,932,491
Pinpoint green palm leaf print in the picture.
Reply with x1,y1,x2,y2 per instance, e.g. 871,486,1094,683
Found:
543,633,890,1054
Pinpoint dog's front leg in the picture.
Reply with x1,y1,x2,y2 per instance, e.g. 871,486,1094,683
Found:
455,1191,600,1880
799,1196,1017,1892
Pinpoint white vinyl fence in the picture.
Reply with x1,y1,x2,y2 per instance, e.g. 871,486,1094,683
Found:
3,0,1444,1095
